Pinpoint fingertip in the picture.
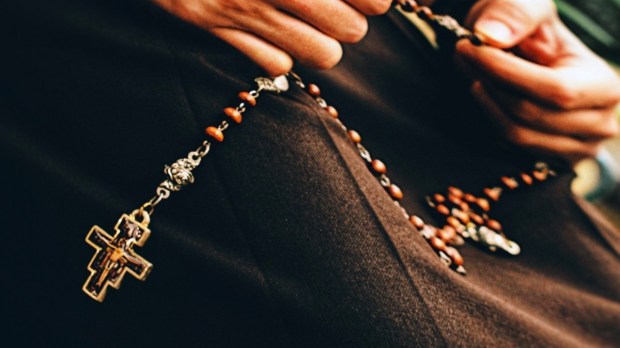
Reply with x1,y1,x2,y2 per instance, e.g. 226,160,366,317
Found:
262,53,294,77
474,19,515,48
340,17,368,43
302,42,343,70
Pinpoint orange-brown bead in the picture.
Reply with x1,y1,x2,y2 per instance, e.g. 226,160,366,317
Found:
464,193,476,202
533,170,547,181
348,130,362,143
476,198,490,212
459,201,470,212
445,246,464,266
389,184,403,200
455,211,470,224
471,213,484,225
205,126,224,142
325,105,339,118
437,226,456,242
434,194,446,203
430,236,447,251
487,219,502,231
449,195,462,205
308,84,321,97
410,215,425,229
447,216,462,229
501,176,519,189
239,91,256,106
436,204,450,216
371,159,387,174
224,107,242,124
520,173,533,185
484,187,502,201
448,186,464,198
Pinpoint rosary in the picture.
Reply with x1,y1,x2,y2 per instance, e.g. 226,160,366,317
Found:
83,0,556,302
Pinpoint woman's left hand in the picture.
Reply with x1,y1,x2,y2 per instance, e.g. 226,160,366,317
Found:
455,0,620,163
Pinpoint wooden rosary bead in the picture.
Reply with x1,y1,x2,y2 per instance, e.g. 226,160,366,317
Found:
501,176,519,189
434,194,446,203
455,211,470,224
347,130,362,143
436,204,450,216
470,213,484,225
464,193,476,203
448,195,462,205
307,84,321,97
487,219,502,231
224,107,242,124
325,105,339,118
448,186,464,198
533,170,547,181
347,130,362,144
389,184,404,200
520,173,533,185
438,226,456,242
371,159,387,174
445,246,464,266
410,215,425,229
476,198,490,212
484,187,502,201
239,91,256,106
447,216,462,229
458,201,470,212
205,126,224,142
430,236,447,251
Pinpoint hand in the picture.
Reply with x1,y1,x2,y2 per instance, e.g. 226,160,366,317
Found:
153,0,392,76
455,0,620,163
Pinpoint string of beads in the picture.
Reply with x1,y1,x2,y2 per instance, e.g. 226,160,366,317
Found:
196,2,558,274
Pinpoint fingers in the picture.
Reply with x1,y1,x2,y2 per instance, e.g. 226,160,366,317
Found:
154,0,392,75
471,81,606,161
456,39,620,110
271,0,368,43
465,0,556,48
344,0,393,15
242,7,344,70
485,82,620,140
210,28,293,76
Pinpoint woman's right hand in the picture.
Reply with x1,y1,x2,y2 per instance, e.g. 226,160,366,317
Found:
153,0,392,76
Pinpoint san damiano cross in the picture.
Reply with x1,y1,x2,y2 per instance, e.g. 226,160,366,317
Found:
83,211,153,302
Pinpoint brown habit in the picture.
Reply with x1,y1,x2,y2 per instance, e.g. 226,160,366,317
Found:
1,1,619,346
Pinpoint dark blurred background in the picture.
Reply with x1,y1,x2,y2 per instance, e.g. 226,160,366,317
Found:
557,0,620,225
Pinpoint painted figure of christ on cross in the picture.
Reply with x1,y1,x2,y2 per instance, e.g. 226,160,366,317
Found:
83,213,153,302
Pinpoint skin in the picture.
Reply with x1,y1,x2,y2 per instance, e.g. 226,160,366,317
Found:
456,0,620,162
154,0,393,75
153,0,620,162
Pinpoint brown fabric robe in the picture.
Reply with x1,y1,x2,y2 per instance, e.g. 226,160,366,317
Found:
1,1,619,346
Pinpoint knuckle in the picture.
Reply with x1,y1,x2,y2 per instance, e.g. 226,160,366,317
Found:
550,83,580,109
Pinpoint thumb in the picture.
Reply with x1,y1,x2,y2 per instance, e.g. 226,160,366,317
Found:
466,0,556,48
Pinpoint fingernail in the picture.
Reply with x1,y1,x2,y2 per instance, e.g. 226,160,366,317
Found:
475,19,513,46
